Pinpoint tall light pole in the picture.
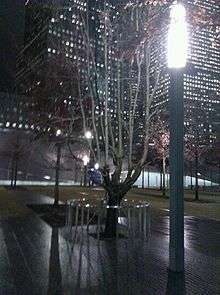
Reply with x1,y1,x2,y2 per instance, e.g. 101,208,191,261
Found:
168,2,188,272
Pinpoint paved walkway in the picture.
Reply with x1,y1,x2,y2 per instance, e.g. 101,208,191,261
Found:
0,188,220,295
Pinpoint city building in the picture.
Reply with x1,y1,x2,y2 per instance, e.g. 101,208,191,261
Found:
0,0,25,93
13,0,220,148
153,0,220,147
15,0,117,134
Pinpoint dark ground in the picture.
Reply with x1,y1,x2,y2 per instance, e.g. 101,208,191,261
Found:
0,188,219,294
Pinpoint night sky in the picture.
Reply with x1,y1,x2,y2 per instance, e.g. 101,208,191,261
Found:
0,0,25,92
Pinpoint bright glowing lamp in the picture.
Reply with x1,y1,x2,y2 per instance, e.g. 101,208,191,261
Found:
82,155,90,166
168,3,188,68
94,163,99,170
85,130,92,139
56,129,62,136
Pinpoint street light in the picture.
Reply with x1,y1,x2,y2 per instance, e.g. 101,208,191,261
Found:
84,130,92,139
82,155,90,166
56,129,62,136
94,163,99,170
168,2,188,273
168,3,188,69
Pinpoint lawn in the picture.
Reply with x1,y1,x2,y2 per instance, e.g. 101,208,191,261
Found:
25,185,220,221
0,187,31,219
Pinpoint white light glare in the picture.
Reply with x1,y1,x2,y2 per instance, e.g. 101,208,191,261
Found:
85,130,92,139
56,129,62,136
82,155,90,166
168,3,188,68
94,163,99,170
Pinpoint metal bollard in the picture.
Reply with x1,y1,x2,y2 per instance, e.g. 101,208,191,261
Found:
128,208,131,230
143,205,147,238
147,205,151,237
68,203,73,228
81,206,84,230
97,212,101,240
139,206,142,233
86,206,90,230
75,205,79,234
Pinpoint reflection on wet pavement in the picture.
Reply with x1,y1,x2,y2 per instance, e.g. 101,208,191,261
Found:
151,211,220,257
0,191,219,294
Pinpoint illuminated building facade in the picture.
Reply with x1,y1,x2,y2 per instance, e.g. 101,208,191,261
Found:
15,0,88,132
184,0,220,145
10,0,220,148
153,0,220,146
14,0,117,133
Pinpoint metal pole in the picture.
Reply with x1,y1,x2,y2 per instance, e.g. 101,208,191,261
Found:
147,169,150,187
84,164,87,187
169,69,184,272
54,143,61,205
143,206,147,238
139,207,142,233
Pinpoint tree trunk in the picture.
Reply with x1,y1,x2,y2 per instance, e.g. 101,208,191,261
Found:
160,170,163,190
54,144,61,206
142,168,145,189
147,169,150,187
10,155,15,188
13,156,18,188
10,157,15,188
84,165,87,187
80,167,83,186
195,152,199,201
190,163,193,190
104,196,120,238
74,163,78,184
162,157,166,197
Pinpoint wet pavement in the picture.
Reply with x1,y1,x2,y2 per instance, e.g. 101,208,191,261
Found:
0,189,220,295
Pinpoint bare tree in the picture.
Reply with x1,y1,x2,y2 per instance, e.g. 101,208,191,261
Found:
17,0,220,236
18,36,84,203
68,3,167,237
76,0,220,236
152,118,169,197
0,130,36,187
184,122,207,201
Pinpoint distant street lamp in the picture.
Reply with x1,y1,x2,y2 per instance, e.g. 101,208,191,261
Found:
56,129,62,136
168,2,188,273
82,155,90,166
94,163,99,170
84,130,92,139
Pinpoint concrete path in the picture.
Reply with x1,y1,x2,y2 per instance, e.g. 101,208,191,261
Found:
0,188,219,294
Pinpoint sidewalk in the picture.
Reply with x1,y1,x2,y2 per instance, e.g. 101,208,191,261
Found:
0,188,219,294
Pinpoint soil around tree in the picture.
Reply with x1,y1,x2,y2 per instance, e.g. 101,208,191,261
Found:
27,204,98,227
89,232,127,240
